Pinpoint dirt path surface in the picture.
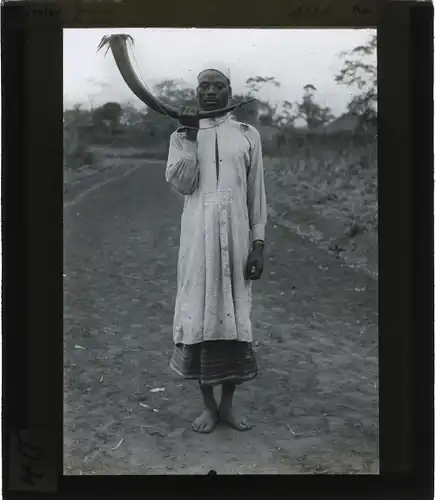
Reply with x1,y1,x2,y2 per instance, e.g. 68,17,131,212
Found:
63,159,378,475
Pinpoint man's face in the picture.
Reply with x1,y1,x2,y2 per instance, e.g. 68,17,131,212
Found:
197,70,231,111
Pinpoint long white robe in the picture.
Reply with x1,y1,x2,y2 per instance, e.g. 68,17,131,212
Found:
165,115,267,345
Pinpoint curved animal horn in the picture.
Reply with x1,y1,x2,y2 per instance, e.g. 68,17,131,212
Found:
97,34,256,120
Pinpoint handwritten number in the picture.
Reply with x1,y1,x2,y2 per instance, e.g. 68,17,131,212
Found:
11,430,46,489
20,462,43,486
15,431,43,461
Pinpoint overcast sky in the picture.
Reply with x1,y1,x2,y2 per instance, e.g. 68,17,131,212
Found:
63,28,376,116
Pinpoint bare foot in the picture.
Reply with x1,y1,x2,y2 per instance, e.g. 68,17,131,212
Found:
218,407,252,431
192,409,218,433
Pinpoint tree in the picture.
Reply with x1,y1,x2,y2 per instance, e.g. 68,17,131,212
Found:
232,93,260,124
334,33,377,123
275,100,296,128
153,79,197,108
294,84,335,129
149,79,197,137
64,103,94,122
245,76,281,94
258,101,278,126
243,76,281,126
92,101,124,134
121,102,147,127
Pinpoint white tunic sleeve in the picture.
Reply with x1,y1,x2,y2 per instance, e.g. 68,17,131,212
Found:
165,130,199,195
246,127,267,242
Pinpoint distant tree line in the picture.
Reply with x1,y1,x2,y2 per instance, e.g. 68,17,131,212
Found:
64,33,377,149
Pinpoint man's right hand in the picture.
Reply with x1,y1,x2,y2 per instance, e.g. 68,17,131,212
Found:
179,106,200,141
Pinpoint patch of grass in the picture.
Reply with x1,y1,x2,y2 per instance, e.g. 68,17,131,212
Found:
264,138,377,273
265,141,377,226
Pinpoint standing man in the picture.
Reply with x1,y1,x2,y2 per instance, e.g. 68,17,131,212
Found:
165,63,267,433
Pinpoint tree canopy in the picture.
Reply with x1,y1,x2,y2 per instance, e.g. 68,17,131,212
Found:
334,33,377,123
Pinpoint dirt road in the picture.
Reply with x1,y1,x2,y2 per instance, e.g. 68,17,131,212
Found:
63,158,378,475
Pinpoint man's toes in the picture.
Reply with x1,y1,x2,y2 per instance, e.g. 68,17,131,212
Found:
192,418,210,433
192,410,218,433
193,422,210,433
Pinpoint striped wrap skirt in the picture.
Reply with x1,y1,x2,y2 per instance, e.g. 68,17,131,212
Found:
169,340,258,386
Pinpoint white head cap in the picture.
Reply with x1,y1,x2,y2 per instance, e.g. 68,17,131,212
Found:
197,62,231,82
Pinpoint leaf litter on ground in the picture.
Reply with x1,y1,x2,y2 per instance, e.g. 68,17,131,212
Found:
286,424,303,437
111,438,124,451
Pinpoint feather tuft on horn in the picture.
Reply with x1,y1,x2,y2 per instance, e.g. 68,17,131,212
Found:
97,34,134,56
